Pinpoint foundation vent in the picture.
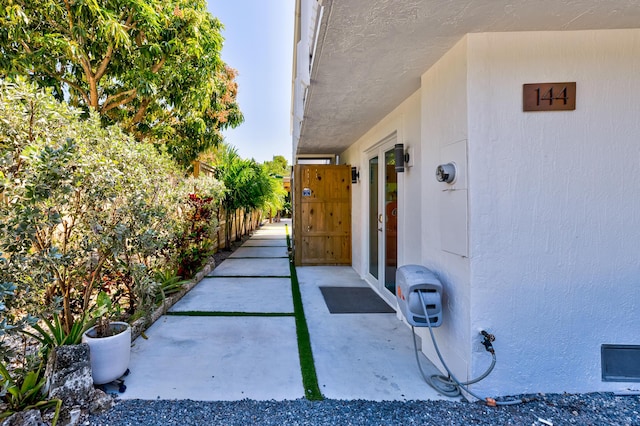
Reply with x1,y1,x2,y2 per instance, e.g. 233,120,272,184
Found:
601,344,640,382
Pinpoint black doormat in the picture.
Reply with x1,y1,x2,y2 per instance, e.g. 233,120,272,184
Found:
319,286,395,314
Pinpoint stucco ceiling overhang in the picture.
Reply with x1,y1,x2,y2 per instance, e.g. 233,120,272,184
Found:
297,0,640,156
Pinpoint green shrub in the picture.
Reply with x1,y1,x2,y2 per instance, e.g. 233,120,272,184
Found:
175,188,218,278
0,361,61,425
0,79,183,333
0,80,226,420
154,270,189,304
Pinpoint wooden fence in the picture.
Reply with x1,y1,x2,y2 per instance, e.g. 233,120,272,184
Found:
215,207,263,250
193,160,265,250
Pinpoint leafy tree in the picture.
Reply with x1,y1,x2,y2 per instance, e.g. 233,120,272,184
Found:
0,0,243,168
211,145,249,246
263,155,290,178
0,82,227,424
262,155,290,218
0,79,183,332
210,144,285,245
238,160,284,235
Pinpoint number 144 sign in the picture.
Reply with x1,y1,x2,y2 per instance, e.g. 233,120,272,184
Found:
523,82,576,111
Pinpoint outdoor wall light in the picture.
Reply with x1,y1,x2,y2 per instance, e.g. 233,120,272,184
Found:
394,143,411,173
351,166,359,183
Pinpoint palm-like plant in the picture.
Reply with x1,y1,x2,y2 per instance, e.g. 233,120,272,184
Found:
0,362,61,425
211,144,284,245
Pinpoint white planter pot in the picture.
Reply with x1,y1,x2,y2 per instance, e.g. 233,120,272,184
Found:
82,321,131,385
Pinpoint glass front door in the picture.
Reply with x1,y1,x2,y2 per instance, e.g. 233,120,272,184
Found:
367,142,398,299
383,148,398,294
368,156,379,279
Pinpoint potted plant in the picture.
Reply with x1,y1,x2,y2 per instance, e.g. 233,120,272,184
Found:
82,292,131,386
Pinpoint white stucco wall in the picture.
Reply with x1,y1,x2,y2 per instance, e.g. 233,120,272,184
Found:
341,91,423,283
466,29,640,395
341,28,640,398
418,37,472,381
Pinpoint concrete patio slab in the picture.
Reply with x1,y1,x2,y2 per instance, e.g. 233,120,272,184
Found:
170,277,294,314
121,316,303,401
245,234,287,240
297,266,372,288
242,239,287,247
229,246,288,258
253,223,288,233
298,266,456,401
207,258,290,277
253,227,286,233
120,220,454,404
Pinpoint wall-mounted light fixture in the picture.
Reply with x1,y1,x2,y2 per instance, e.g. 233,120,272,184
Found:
394,143,411,173
351,166,359,183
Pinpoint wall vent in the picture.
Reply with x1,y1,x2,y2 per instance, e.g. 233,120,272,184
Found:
601,344,640,382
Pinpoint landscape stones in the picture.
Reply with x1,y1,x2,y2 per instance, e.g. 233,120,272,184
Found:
45,344,95,407
0,409,43,426
44,344,114,425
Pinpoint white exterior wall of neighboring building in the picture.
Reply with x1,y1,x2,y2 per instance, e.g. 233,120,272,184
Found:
465,29,640,396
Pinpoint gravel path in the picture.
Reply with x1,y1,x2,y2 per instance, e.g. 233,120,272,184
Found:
90,393,639,425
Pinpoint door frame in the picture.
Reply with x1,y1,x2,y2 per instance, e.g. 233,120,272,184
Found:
364,133,399,304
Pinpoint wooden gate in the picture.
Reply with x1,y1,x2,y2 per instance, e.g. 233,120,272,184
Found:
293,165,351,266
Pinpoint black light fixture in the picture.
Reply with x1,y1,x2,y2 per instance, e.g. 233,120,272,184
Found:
394,143,410,173
351,166,359,183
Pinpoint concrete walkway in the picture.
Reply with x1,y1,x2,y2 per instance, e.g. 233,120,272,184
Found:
119,219,453,402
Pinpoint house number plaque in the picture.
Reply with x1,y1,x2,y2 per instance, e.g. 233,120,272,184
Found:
523,82,576,111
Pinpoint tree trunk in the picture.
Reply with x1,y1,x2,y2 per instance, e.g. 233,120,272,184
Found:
225,209,232,249
234,210,239,242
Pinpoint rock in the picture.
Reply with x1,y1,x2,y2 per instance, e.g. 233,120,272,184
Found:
88,389,113,414
45,344,94,407
51,406,82,426
1,345,115,426
44,344,114,424
0,409,44,426
67,407,81,426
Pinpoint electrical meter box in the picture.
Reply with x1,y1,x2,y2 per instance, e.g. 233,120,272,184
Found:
396,265,443,327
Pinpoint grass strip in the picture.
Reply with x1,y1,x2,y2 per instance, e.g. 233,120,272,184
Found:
286,225,324,401
166,311,294,317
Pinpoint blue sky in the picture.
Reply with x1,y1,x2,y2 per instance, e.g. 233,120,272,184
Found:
207,0,295,164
